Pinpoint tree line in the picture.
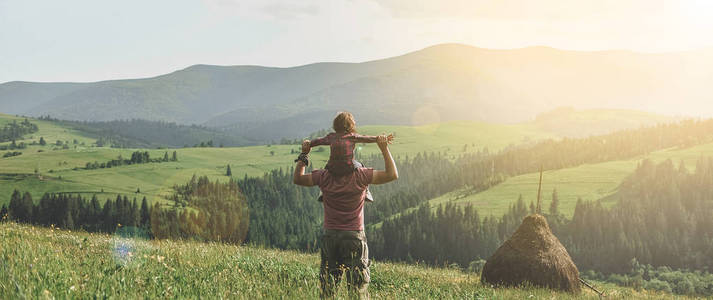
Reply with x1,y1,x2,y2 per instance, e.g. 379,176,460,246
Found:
0,118,37,142
84,151,177,170
2,191,151,235
37,116,256,148
1,175,248,244
151,175,249,243
564,158,713,274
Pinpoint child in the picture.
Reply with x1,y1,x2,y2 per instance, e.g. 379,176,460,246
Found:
303,111,393,202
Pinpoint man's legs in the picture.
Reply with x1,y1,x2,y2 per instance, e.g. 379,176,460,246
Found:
340,230,370,299
320,230,370,299
320,231,343,298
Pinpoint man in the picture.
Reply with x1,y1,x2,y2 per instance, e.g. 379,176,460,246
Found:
293,134,398,299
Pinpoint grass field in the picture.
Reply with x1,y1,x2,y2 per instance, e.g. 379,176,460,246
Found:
0,111,681,214
425,142,713,218
0,113,558,207
0,222,686,299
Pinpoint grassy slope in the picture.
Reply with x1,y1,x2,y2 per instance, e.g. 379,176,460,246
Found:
0,110,677,210
0,113,555,207
0,222,683,299
426,142,713,218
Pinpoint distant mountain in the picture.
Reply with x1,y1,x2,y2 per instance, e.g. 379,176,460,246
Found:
1,44,711,140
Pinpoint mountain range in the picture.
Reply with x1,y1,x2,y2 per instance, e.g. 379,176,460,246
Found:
1,43,712,140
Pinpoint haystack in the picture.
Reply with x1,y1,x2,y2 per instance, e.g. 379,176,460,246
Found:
481,214,581,293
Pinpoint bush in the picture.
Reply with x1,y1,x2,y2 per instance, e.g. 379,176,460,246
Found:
645,279,672,293
467,259,486,274
607,273,630,286
2,151,22,158
674,279,695,295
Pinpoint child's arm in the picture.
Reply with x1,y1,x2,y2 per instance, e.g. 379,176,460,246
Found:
307,134,331,148
349,133,394,144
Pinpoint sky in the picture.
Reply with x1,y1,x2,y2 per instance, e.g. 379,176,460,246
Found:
1,0,713,83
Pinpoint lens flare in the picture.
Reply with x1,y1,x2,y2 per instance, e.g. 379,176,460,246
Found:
113,236,135,266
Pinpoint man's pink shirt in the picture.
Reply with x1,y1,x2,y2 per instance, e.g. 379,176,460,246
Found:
311,168,373,231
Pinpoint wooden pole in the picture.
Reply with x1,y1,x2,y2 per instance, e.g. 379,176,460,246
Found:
579,278,605,298
536,165,543,214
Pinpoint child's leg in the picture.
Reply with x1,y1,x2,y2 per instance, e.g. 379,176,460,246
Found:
353,160,374,202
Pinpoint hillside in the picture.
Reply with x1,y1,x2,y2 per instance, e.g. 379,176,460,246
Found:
0,110,682,208
0,222,680,299
425,141,713,218
1,43,710,141
0,113,557,207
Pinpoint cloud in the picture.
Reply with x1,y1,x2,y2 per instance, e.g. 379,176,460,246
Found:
371,0,672,21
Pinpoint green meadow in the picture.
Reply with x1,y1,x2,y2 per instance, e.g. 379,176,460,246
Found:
0,222,685,299
426,142,713,218
0,113,557,207
0,111,683,217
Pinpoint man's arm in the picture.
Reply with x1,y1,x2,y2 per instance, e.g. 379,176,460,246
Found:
371,135,398,184
293,141,315,186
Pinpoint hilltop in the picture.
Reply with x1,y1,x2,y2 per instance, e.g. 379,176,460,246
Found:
0,222,679,299
1,43,710,141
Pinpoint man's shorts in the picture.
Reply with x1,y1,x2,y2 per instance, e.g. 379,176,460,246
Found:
320,229,370,299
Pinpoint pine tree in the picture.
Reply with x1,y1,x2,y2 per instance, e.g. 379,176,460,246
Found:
0,204,7,220
89,195,101,228
102,199,115,232
39,137,46,146
549,188,559,216
226,164,232,176
62,210,75,230
163,151,169,162
529,200,536,214
131,199,140,227
8,190,32,223
140,196,150,227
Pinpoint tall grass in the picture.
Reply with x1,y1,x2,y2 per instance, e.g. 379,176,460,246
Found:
0,222,688,299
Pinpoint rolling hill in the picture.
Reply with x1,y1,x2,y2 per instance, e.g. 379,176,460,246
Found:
1,44,711,142
0,109,681,208
0,113,551,207
0,109,680,207
424,141,713,219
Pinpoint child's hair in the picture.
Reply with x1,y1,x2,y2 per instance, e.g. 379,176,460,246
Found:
333,111,356,133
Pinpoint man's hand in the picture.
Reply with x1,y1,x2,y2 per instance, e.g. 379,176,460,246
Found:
386,133,394,144
376,134,391,151
294,142,314,186
302,140,311,154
